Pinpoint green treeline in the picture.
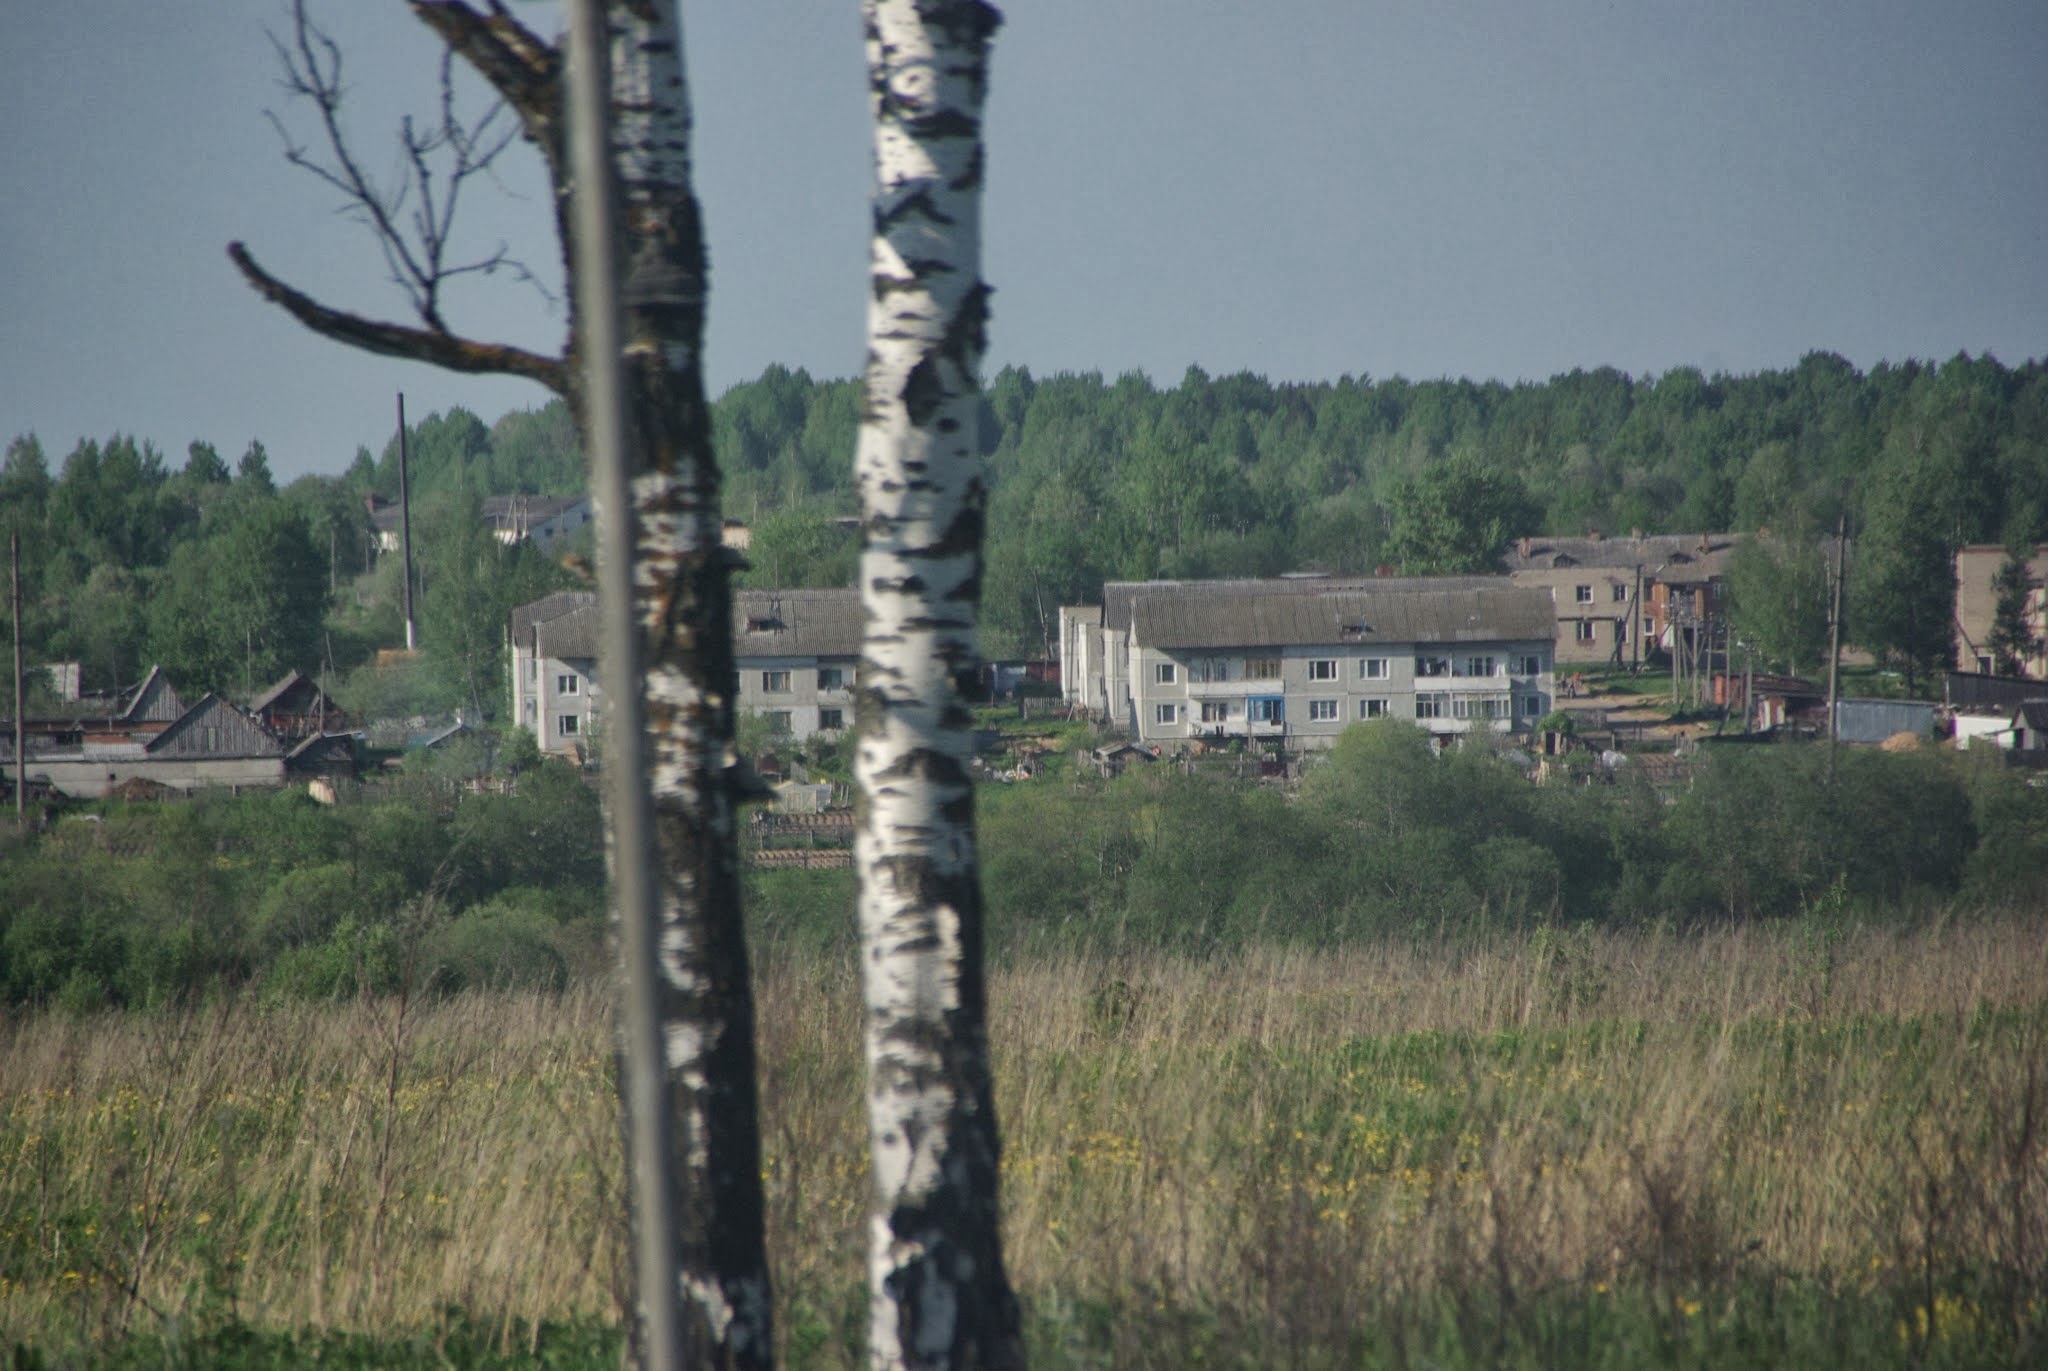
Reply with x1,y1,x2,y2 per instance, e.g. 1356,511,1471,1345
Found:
0,762,606,1012
0,409,577,715
8,727,2042,1011
7,350,2045,706
713,353,2048,672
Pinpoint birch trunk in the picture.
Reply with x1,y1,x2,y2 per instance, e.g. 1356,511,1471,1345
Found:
236,4,772,1363
854,3,1021,1368
607,5,772,1365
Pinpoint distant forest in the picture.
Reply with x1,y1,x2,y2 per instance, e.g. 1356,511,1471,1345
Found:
3,351,2043,707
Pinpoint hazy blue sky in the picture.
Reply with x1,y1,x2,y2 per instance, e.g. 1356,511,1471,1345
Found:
4,1,2045,483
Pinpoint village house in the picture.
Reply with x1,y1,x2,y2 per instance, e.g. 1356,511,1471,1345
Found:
2,678,290,800
1501,532,1741,667
1952,544,2048,678
508,587,861,758
1063,576,1556,748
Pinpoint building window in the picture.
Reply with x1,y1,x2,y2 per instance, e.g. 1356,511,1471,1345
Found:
1460,655,1496,678
762,670,792,693
524,699,537,724
1515,694,1540,717
1154,662,1178,684
1575,584,1594,604
557,673,579,695
765,711,792,733
1308,659,1338,681
1155,703,1180,725
1360,657,1390,680
1613,583,1630,602
1308,698,1338,722
525,659,538,683
1415,692,1448,720
819,708,845,730
1193,657,1229,683
558,714,580,736
1360,698,1391,719
1454,696,1511,722
1243,656,1281,680
1574,621,1596,642
1200,700,1231,723
1511,653,1544,676
1247,696,1285,724
1415,654,1450,678
818,666,846,691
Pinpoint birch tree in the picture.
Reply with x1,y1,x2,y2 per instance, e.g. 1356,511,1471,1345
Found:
229,3,770,1361
853,3,1022,1367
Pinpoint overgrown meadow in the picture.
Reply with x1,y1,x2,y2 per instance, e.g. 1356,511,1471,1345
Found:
3,732,2046,1366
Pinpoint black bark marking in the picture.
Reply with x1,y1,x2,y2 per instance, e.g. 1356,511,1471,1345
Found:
901,354,946,428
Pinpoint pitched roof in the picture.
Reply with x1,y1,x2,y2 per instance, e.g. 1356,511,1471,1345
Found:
119,666,187,724
1103,574,1503,633
1128,582,1556,651
511,587,864,663
534,601,601,661
1500,532,1742,583
734,588,863,659
510,590,596,643
481,494,589,531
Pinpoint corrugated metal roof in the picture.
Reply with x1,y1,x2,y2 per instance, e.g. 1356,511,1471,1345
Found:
1501,533,1742,583
1103,574,1505,632
734,588,863,659
1128,582,1555,650
534,602,602,661
510,590,596,643
512,587,865,664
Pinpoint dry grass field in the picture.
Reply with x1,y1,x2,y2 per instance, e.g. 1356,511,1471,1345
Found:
4,915,2044,1367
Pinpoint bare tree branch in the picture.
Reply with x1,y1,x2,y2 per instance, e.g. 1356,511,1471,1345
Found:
259,0,554,333
227,241,567,394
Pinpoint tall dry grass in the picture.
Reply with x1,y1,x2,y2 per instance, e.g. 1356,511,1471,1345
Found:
3,914,2044,1364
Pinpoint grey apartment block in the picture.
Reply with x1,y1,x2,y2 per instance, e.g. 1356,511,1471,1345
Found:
1064,576,1557,748
509,587,862,756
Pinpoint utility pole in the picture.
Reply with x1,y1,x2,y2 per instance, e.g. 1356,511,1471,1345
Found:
398,393,418,652
1826,506,1847,764
565,2,681,1364
11,533,23,829
1631,563,1644,674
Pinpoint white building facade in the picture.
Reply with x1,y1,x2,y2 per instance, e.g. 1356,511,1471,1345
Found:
509,587,861,758
1065,577,1557,748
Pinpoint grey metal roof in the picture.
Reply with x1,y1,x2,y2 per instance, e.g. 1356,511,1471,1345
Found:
1128,582,1556,651
1501,533,1742,583
482,494,589,531
511,590,596,644
1102,574,1505,633
734,588,863,660
511,587,864,664
534,602,601,661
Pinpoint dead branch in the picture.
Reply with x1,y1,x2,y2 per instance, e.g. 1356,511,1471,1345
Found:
228,241,567,394
256,0,556,333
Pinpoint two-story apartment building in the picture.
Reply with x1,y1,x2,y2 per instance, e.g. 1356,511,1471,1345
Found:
509,587,861,758
732,588,860,737
508,591,602,755
1065,577,1556,747
1501,532,1740,666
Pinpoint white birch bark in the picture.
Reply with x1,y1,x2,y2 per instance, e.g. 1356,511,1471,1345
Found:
240,6,772,1364
608,4,773,1365
854,3,1021,1368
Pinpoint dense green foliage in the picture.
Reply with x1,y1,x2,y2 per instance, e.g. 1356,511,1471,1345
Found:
763,727,2047,966
6,728,2038,1012
0,765,605,1011
704,353,2048,663
10,352,2045,706
1,410,575,715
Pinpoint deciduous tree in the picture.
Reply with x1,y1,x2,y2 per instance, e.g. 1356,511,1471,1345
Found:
229,2,770,1360
852,3,1022,1365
